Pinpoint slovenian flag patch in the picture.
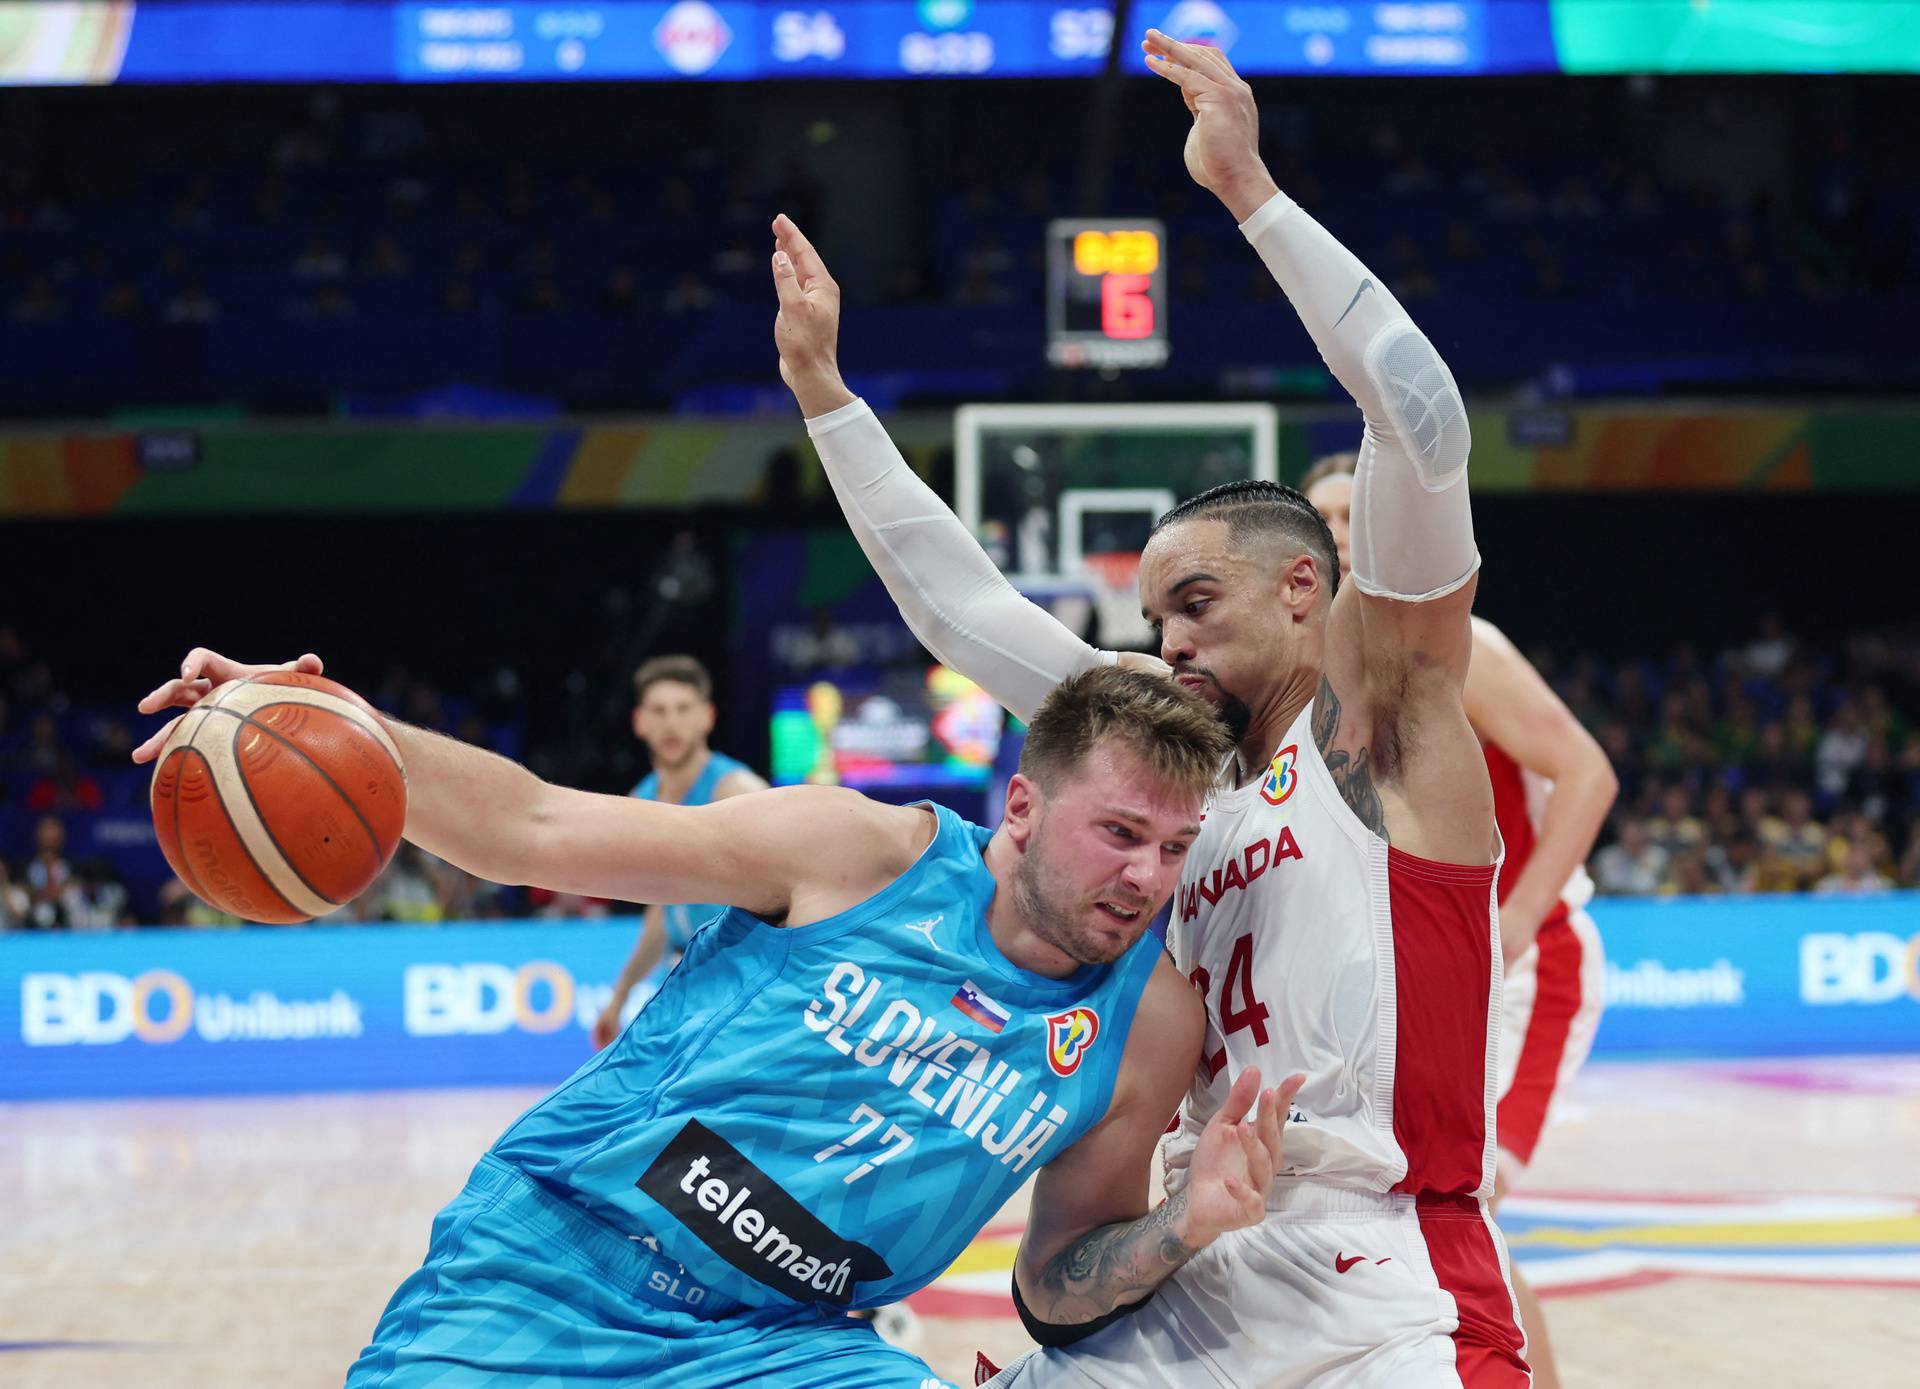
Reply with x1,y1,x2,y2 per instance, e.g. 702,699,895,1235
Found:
951,980,1010,1034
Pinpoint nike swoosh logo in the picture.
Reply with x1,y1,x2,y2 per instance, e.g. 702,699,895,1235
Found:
1333,278,1373,328
1334,1253,1364,1274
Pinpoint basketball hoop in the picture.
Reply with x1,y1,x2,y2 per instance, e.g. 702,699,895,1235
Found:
1080,550,1149,650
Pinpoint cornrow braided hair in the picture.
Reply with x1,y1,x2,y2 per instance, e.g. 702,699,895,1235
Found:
1150,479,1342,596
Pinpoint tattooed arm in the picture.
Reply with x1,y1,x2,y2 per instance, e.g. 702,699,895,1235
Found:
1318,572,1491,862
1310,673,1389,840
1026,1188,1201,1326
1015,960,1303,1327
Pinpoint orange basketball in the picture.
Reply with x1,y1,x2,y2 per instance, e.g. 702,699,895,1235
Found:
149,671,408,923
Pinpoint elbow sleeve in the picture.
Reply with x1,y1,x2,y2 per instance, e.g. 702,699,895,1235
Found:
1345,325,1478,602
1239,192,1476,601
1365,322,1471,492
806,399,1112,722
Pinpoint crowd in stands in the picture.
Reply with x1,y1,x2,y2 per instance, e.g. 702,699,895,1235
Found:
2,88,822,340
3,612,1917,930
5,83,1906,332
1563,619,1920,897
935,123,1910,324
3,79,1912,413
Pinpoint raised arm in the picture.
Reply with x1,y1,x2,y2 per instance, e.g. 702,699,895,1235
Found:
1145,30,1476,650
137,650,928,926
1146,30,1488,861
1465,617,1618,961
770,215,1128,724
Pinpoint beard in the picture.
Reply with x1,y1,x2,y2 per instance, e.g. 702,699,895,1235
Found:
1177,664,1254,745
1012,821,1141,967
1216,691,1253,745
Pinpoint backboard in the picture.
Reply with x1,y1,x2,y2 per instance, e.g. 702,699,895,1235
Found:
953,402,1278,649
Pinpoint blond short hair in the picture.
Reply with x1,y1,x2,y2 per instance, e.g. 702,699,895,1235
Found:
1019,665,1229,803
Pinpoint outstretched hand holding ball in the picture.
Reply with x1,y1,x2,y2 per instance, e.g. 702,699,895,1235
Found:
136,649,407,923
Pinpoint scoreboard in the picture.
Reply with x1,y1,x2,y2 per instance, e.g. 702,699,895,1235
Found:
6,4,1918,86
1046,219,1168,370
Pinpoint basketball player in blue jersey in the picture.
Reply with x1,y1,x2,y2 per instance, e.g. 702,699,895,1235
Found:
137,648,1305,1389
593,654,768,1050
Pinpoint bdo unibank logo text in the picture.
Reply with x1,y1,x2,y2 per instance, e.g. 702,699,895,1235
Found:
22,970,364,1046
404,961,586,1036
1801,931,1920,1005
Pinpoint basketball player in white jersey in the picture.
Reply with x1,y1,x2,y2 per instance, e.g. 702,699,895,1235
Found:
1306,455,1617,1389
770,29,1529,1388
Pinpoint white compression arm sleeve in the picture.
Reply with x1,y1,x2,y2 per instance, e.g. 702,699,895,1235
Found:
1240,192,1479,603
805,398,1113,724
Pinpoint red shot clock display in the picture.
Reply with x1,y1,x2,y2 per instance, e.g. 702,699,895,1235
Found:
1045,218,1168,370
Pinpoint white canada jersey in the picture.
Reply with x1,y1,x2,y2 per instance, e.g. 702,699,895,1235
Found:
1163,698,1504,1200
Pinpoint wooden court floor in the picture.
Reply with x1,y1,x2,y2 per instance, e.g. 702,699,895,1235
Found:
5,1055,1917,1388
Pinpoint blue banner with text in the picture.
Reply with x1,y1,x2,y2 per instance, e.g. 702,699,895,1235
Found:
1586,893,1920,1060
1,920,646,1101
3,894,1917,1101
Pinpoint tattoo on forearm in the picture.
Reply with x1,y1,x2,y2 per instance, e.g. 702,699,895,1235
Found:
1312,675,1389,840
1034,1189,1201,1323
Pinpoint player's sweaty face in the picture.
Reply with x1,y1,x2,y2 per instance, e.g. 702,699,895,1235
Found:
635,681,715,772
1140,519,1290,731
1016,743,1201,965
1304,475,1353,577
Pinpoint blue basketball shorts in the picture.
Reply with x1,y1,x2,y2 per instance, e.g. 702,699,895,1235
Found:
345,1154,956,1388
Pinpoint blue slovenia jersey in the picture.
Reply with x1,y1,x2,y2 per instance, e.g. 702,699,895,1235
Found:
632,750,753,951
490,803,1162,1311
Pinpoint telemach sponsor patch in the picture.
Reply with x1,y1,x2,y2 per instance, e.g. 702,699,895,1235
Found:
637,1120,892,1306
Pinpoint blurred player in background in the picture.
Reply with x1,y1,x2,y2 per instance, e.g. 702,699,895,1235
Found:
774,29,1530,1387
1306,452,1617,1389
592,655,767,1050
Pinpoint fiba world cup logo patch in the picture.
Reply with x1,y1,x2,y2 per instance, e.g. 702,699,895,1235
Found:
1045,1007,1101,1078
1261,744,1299,806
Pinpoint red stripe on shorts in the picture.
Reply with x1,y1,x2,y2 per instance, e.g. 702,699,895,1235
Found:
1417,1193,1530,1388
1387,847,1498,1196
1497,917,1585,1167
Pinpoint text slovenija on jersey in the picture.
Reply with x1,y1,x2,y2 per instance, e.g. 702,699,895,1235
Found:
492,803,1161,1311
